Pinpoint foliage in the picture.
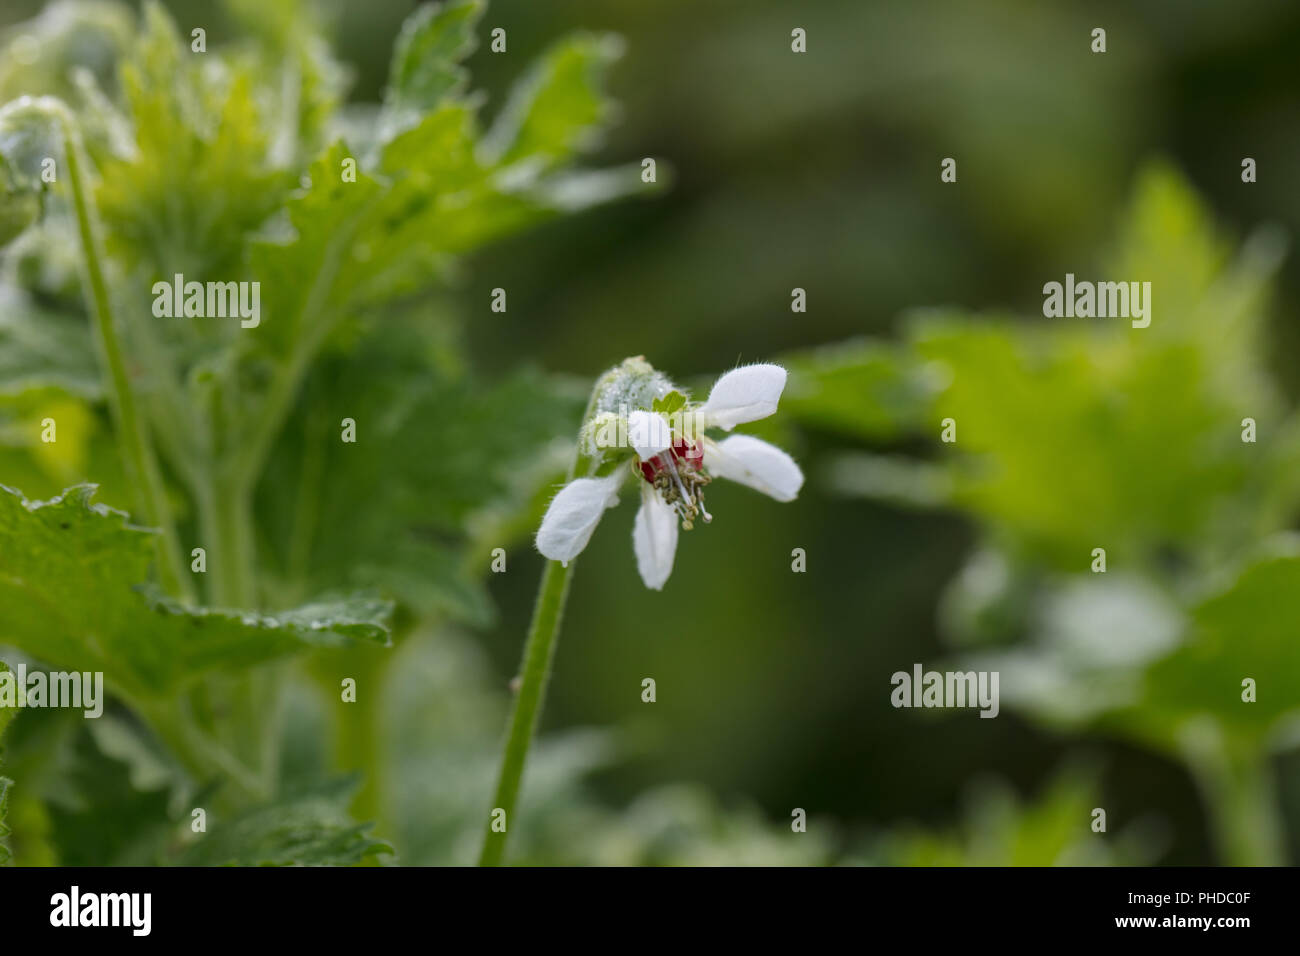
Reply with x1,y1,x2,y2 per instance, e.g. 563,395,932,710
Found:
0,0,631,865
784,163,1300,864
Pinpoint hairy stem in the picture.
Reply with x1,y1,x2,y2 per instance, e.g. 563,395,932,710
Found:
477,557,574,866
59,112,189,598
479,384,601,866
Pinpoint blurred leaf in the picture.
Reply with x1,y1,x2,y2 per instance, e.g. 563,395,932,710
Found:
0,1,134,104
880,766,1159,866
381,630,621,864
220,0,348,166
244,139,383,361
912,311,1269,567
0,94,65,187
798,165,1296,574
780,338,934,441
0,154,40,248
823,451,952,508
539,784,834,867
174,778,390,866
0,484,391,700
41,718,174,865
378,627,826,866
0,282,98,398
970,547,1300,761
484,32,624,170
1132,548,1300,752
380,0,483,139
96,2,289,278
970,575,1184,728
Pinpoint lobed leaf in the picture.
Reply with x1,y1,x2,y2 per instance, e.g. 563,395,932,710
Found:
380,0,484,139
0,484,391,700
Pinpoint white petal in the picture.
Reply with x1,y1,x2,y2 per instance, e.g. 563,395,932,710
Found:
626,409,673,460
633,485,679,590
705,435,804,502
699,364,787,430
536,471,625,563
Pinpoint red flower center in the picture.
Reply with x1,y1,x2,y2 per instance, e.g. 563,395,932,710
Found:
638,437,703,482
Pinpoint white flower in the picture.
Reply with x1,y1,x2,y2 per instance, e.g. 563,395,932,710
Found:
536,362,803,590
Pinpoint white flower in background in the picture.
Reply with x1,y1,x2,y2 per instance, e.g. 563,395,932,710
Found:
536,359,804,590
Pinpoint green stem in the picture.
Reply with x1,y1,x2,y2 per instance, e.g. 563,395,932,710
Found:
333,649,387,830
478,376,609,867
58,111,188,599
192,468,270,792
477,556,575,866
195,474,255,608
137,696,266,803
286,398,326,599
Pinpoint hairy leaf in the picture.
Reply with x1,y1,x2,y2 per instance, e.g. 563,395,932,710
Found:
0,484,391,699
175,778,391,866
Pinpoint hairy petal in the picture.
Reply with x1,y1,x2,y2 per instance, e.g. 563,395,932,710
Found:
536,471,625,564
699,364,787,430
706,435,804,502
627,409,673,460
633,484,679,590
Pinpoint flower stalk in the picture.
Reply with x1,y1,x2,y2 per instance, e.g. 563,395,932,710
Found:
479,357,802,864
478,374,602,867
477,556,575,866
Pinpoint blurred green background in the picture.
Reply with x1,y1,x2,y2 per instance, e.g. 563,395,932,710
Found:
456,0,1300,865
2,0,1298,865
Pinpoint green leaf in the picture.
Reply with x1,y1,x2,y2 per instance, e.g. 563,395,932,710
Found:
651,389,687,416
39,718,176,865
0,155,40,249
484,32,624,170
879,765,1156,866
380,0,484,138
909,312,1264,567
787,166,1295,573
0,282,99,398
0,1,135,105
779,338,934,441
967,575,1184,730
967,550,1300,758
245,140,383,361
174,778,391,866
0,484,391,700
1132,549,1300,751
256,323,586,625
94,2,289,277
